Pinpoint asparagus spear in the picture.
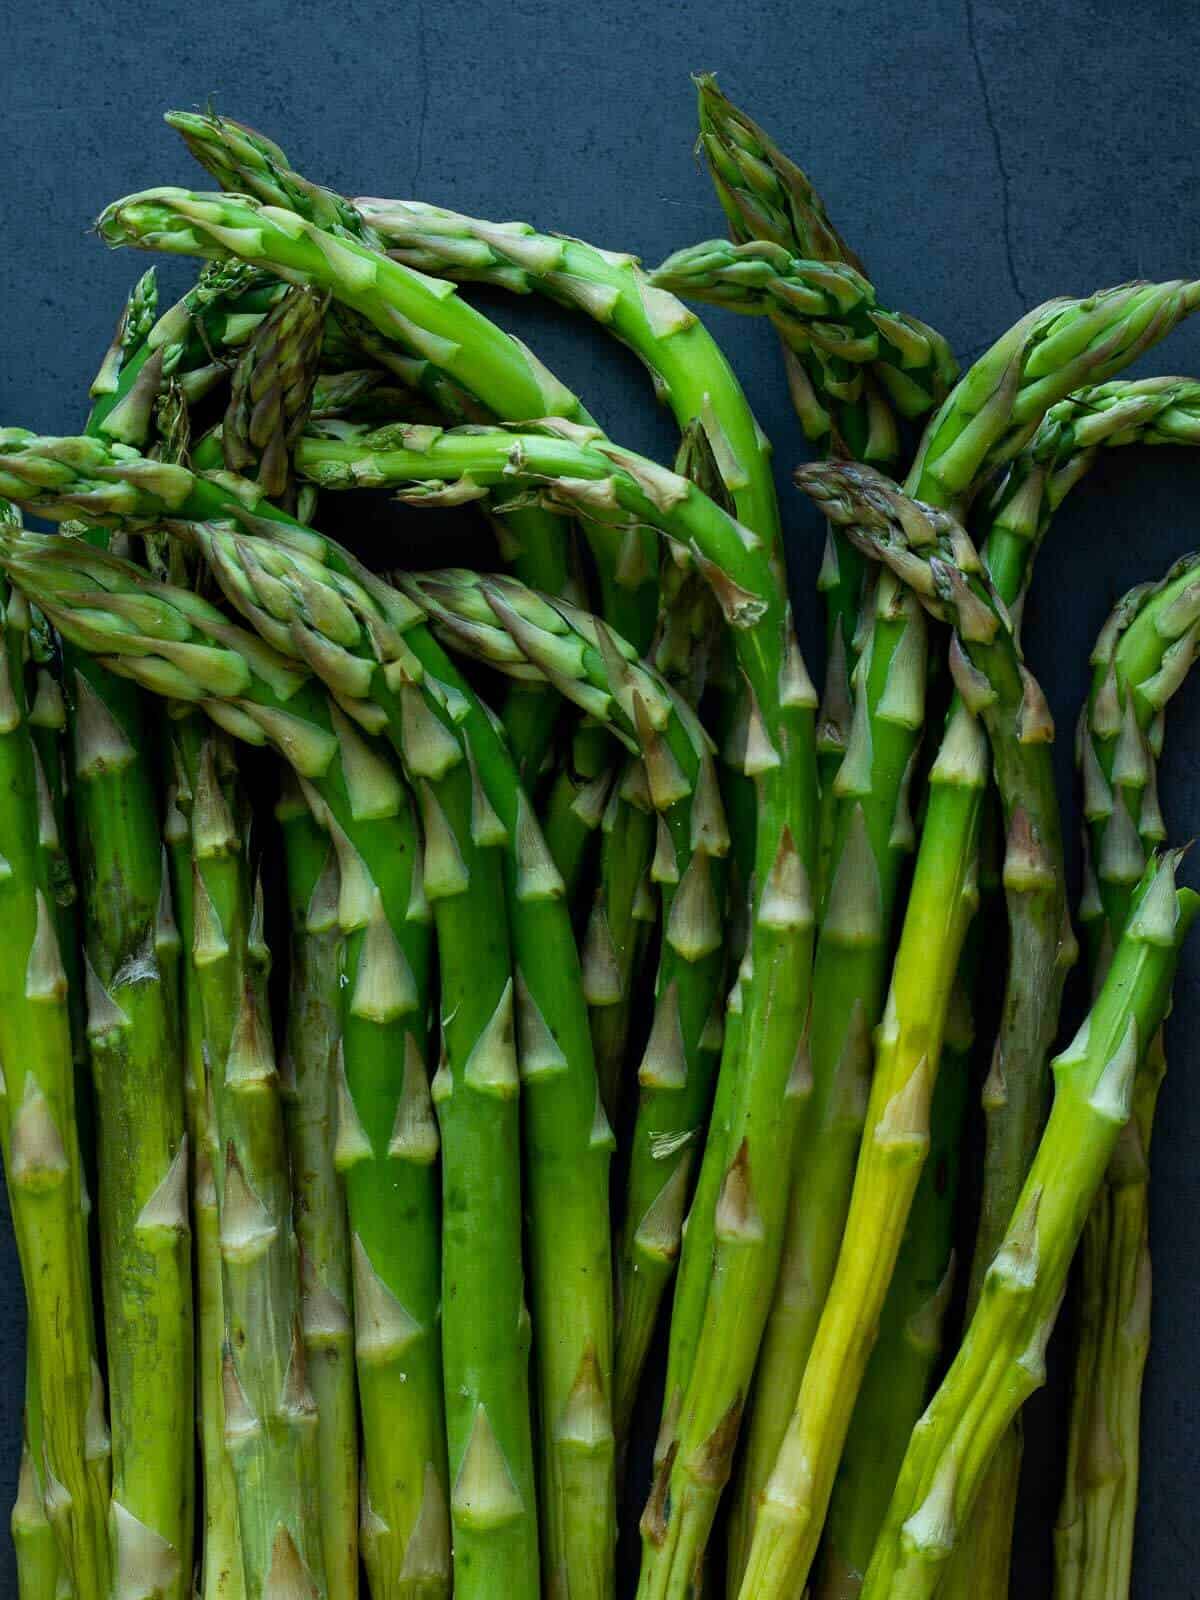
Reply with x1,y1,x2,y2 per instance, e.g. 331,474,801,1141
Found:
1052,554,1200,1600
69,655,194,1600
693,72,921,468
814,935,978,1600
859,852,1197,1599
161,732,246,1600
275,787,359,1600
222,285,328,502
650,237,958,423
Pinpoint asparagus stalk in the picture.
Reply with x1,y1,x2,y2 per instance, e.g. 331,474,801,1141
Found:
69,655,194,1600
309,749,449,1599
814,934,978,1600
222,285,328,502
181,718,328,1600
161,731,246,1600
859,852,1197,1599
0,563,109,1600
650,237,958,424
275,787,359,1600
693,72,925,468
939,379,1200,1600
1052,554,1200,1600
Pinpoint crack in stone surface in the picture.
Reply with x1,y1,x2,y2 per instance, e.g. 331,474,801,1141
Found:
965,0,1026,308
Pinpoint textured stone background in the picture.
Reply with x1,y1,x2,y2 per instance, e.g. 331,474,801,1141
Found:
1,0,1198,1594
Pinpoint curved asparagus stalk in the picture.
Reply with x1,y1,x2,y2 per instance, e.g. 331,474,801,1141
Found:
0,572,109,1600
275,788,359,1600
69,656,194,1600
135,134,639,692
1052,554,1200,1600
859,852,1198,1599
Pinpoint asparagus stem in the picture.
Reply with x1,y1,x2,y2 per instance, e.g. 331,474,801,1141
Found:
275,787,359,1600
859,853,1197,1598
180,720,327,1600
69,656,194,1600
0,572,109,1600
162,720,246,1600
12,1350,61,1600
814,932,977,1600
650,237,958,423
1048,554,1200,1600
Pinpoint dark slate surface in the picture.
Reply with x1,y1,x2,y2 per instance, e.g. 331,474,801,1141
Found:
2,0,1199,1594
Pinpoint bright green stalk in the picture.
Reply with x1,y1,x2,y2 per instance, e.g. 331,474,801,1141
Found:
584,781,657,1120
161,730,245,1600
69,655,193,1600
1051,554,1200,1600
12,1425,61,1600
815,936,977,1600
859,853,1197,1599
0,574,109,1600
311,747,449,1599
275,788,359,1600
